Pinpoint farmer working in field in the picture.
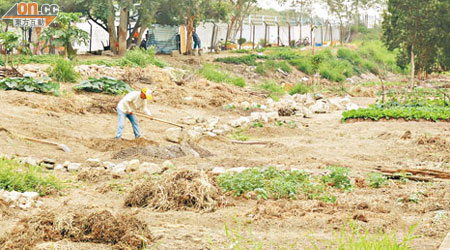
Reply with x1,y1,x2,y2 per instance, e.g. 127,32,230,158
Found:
115,88,152,139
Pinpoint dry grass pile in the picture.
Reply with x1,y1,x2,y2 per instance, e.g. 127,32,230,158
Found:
77,168,111,183
124,169,227,212
0,209,153,250
416,135,450,152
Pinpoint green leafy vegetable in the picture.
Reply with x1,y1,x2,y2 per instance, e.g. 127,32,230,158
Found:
73,77,133,95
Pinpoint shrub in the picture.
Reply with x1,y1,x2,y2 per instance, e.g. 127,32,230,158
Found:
367,172,387,188
321,166,353,191
289,58,314,74
200,64,246,87
120,47,165,68
0,158,61,196
257,80,285,101
265,60,292,73
289,82,311,95
48,58,79,82
73,77,133,95
255,63,266,75
0,76,60,95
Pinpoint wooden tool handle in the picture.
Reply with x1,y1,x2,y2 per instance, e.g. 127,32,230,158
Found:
136,113,184,129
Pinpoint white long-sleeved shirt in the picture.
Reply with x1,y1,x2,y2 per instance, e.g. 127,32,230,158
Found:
117,91,151,115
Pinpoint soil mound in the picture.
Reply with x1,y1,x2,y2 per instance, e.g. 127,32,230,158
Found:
88,138,159,152
77,168,111,183
124,169,227,212
113,142,213,159
0,209,153,250
416,135,450,152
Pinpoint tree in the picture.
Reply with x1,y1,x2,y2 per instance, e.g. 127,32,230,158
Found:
224,0,257,47
0,31,19,69
159,0,228,55
324,0,355,44
382,0,448,85
40,12,89,58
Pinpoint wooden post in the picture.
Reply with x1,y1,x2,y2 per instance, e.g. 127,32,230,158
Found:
239,21,243,49
321,25,323,45
252,23,255,49
264,22,268,47
210,23,216,53
299,17,302,40
277,23,280,46
288,23,291,47
224,23,230,51
180,25,186,54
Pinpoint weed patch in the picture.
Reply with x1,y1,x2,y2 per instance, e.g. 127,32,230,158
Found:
0,158,61,196
47,58,79,82
257,80,285,101
200,64,245,87
289,82,312,95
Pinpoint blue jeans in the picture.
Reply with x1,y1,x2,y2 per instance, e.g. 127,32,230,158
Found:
115,108,141,139
194,41,201,49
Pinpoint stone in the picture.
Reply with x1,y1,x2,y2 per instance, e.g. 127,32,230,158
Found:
340,97,352,105
165,127,184,143
67,163,82,172
293,94,307,103
226,167,248,174
310,100,330,114
22,192,39,200
180,116,197,125
102,161,116,170
54,164,64,171
187,129,202,141
221,124,232,132
204,132,217,137
240,101,250,109
162,160,174,169
86,158,102,168
41,163,54,170
63,161,71,168
19,157,38,166
211,167,226,174
138,162,162,175
314,93,324,100
304,94,316,107
207,117,220,127
111,163,126,174
345,103,359,111
302,107,314,118
127,159,140,172
266,112,279,121
184,96,193,101
212,129,224,135
39,158,55,165
328,97,345,110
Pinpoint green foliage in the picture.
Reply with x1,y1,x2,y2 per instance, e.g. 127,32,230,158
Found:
73,77,133,95
250,120,264,128
325,222,418,249
264,60,292,73
342,106,450,122
367,172,388,188
255,63,266,75
237,38,247,46
379,88,449,108
321,166,353,191
120,47,165,68
230,49,251,54
257,80,285,101
218,167,310,199
200,64,246,87
228,128,250,141
0,158,61,196
0,31,20,67
0,77,60,95
289,82,311,95
214,54,267,66
289,58,314,74
48,58,79,83
40,12,89,58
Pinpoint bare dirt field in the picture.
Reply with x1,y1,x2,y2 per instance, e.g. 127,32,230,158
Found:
0,56,449,249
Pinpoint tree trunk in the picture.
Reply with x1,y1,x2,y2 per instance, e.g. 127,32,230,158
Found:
127,15,141,48
185,16,195,55
225,16,237,48
106,0,118,54
118,6,128,56
410,45,415,89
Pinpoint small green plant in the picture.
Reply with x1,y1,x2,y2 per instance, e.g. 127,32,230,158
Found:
321,166,353,191
0,31,20,68
0,158,62,196
228,128,250,141
255,63,266,75
251,120,264,128
73,77,133,95
316,221,418,249
257,80,285,101
289,82,311,95
215,54,267,66
0,76,60,95
120,47,165,68
367,172,387,188
48,58,79,83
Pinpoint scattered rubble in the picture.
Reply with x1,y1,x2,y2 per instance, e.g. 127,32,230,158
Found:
0,189,41,210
